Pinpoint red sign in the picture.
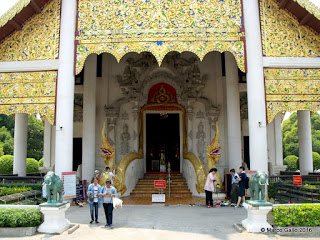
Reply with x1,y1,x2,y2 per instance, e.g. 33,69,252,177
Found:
293,175,302,186
154,180,166,188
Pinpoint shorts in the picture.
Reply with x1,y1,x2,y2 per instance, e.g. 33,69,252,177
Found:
238,186,245,197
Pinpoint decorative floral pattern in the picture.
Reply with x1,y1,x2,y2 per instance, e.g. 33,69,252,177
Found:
264,68,320,123
260,0,320,58
0,71,57,124
293,0,320,21
76,0,245,74
0,0,61,62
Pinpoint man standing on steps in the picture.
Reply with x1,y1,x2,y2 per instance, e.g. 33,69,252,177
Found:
235,166,247,208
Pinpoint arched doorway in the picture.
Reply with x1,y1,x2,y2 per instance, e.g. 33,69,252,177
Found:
139,82,187,173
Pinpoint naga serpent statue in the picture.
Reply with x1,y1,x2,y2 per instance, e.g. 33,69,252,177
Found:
206,122,223,189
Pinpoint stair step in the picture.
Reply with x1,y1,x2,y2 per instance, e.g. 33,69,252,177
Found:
130,193,192,197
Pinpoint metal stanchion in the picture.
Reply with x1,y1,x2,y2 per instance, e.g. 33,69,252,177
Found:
167,162,171,198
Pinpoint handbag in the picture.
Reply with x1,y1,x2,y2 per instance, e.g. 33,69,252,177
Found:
112,197,123,209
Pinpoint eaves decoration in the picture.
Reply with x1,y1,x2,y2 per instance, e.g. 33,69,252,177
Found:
265,68,320,123
75,0,246,75
0,71,57,125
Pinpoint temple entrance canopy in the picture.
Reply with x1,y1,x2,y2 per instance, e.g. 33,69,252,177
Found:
75,0,246,75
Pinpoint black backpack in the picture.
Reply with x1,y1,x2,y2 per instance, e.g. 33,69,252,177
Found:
245,176,250,189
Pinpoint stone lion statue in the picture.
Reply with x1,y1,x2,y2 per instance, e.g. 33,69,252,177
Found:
43,171,64,203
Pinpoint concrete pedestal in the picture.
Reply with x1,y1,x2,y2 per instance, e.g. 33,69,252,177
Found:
241,203,272,233
37,202,70,234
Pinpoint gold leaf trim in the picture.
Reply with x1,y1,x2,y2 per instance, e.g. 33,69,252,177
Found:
0,0,31,28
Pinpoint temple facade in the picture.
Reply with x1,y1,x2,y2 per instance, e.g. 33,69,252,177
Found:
0,0,319,196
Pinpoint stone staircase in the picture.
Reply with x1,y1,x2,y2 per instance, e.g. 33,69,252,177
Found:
130,173,192,197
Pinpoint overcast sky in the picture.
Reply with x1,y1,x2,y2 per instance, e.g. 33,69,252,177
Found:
1,0,320,17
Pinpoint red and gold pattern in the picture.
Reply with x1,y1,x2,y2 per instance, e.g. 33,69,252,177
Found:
147,83,177,104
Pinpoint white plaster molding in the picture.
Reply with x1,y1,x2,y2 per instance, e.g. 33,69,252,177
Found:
0,60,59,72
263,57,320,68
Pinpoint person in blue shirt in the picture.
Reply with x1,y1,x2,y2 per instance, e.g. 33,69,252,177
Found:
100,180,117,228
235,166,247,208
87,177,103,223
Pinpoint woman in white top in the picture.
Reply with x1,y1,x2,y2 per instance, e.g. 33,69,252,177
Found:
87,177,103,224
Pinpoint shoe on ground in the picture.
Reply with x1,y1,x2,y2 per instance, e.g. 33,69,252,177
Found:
206,205,210,208
234,206,239,209
211,205,216,208
109,225,114,229
90,220,93,224
105,224,109,227
95,221,99,223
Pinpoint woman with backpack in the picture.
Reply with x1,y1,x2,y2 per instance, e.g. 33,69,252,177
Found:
87,177,103,223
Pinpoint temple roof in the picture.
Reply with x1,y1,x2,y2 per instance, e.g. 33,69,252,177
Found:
0,0,319,43
0,0,50,42
275,0,320,33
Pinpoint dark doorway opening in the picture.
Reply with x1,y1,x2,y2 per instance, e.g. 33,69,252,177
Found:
146,113,180,172
73,138,82,171
243,136,250,170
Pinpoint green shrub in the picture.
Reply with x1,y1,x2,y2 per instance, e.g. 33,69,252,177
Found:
0,208,42,227
272,204,320,227
313,152,320,170
0,183,42,192
0,155,13,174
26,158,39,174
0,187,32,196
283,155,299,171
39,158,44,167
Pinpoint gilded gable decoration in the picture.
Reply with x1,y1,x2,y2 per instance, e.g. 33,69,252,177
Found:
0,0,61,62
0,71,57,124
265,68,320,123
293,0,320,21
260,0,320,57
75,0,245,74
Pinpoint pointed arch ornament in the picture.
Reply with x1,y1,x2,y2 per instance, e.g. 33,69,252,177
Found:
75,0,246,75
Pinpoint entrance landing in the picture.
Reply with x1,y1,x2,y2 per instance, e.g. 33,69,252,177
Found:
122,196,206,205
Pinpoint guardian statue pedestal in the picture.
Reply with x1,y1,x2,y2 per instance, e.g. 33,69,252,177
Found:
38,202,71,234
241,201,272,233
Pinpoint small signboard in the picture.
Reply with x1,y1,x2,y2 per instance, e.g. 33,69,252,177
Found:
62,171,77,199
154,180,166,188
293,175,302,186
152,194,165,203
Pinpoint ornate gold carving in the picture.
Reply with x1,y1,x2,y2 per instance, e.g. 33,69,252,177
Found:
183,152,207,194
76,0,245,74
0,0,31,28
0,71,57,124
260,0,320,57
0,0,61,62
100,123,115,171
206,122,222,188
264,68,320,123
114,152,143,195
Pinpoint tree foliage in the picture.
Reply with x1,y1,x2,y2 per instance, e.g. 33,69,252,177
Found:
282,112,320,158
283,155,299,171
0,114,44,160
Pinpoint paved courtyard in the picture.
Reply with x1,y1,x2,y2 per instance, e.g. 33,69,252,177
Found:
2,204,319,240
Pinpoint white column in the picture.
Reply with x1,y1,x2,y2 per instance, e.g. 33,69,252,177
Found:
274,113,286,174
43,118,51,169
13,113,28,176
243,0,268,173
55,0,77,177
50,125,56,168
225,52,242,170
82,54,97,182
298,111,313,175
266,120,275,175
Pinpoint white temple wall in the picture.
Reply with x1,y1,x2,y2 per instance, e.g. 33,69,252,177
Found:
123,158,144,196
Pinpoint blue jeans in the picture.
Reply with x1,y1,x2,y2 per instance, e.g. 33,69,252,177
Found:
90,202,99,221
103,203,113,225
